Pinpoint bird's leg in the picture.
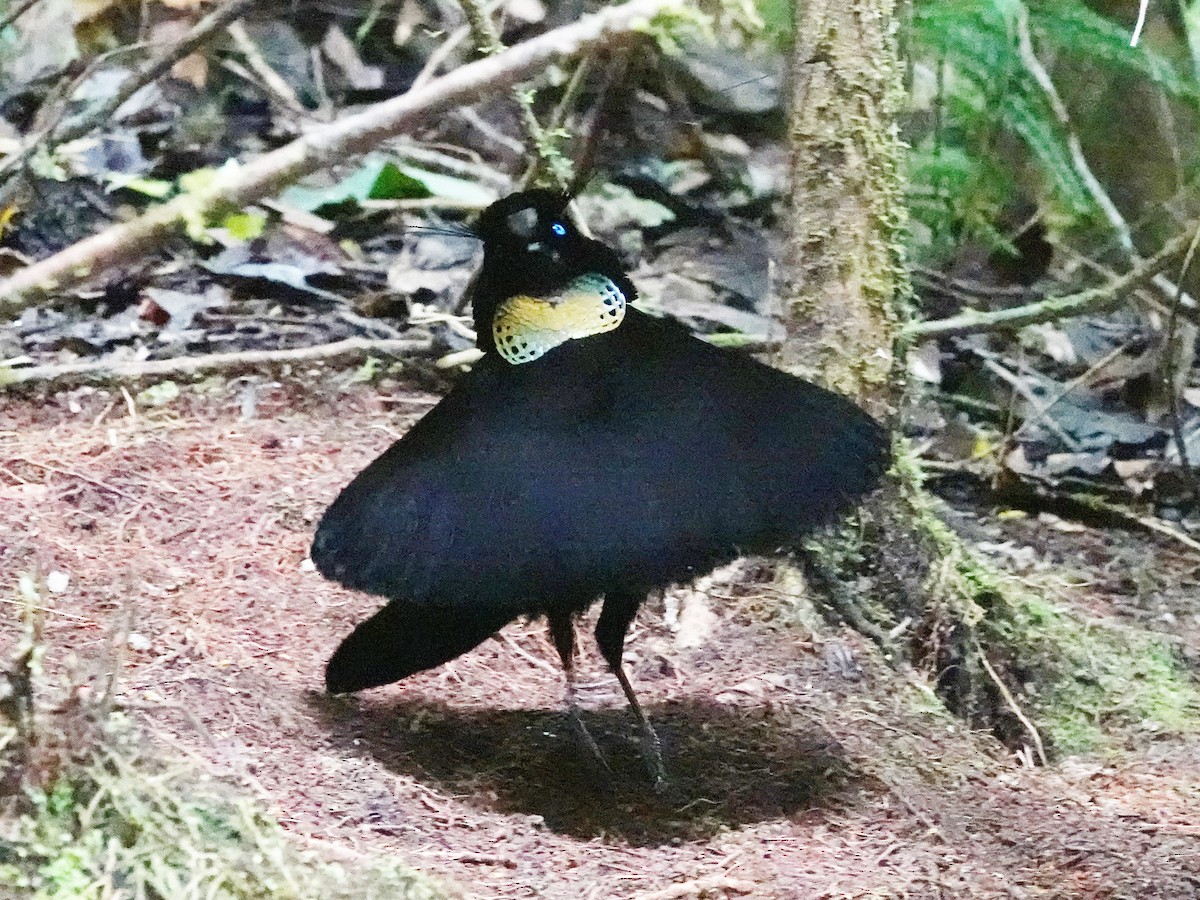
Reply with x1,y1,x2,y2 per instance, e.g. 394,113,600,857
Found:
547,610,612,779
595,592,668,793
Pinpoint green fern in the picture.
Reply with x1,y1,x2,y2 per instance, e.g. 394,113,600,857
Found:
1029,0,1195,99
908,0,1195,256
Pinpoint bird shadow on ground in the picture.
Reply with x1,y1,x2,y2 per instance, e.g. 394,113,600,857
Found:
311,693,852,845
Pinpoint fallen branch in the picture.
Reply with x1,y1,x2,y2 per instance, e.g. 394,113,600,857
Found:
0,336,433,388
0,0,674,314
905,224,1194,339
917,460,1200,558
1068,492,1200,557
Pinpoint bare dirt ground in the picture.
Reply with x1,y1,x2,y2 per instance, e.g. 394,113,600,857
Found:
2,376,1199,899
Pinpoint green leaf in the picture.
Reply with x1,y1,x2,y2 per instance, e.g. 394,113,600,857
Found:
109,176,173,198
178,168,218,196
281,157,430,213
366,162,430,200
397,166,497,206
756,0,792,43
222,211,268,241
350,357,382,383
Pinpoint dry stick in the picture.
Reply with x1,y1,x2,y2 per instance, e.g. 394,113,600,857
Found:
975,354,1081,452
52,0,259,149
972,637,1048,768
1016,8,1126,256
226,20,307,114
409,24,471,92
1162,222,1200,496
1,336,432,387
913,265,1034,301
0,0,42,32
632,877,758,900
1069,492,1200,556
388,140,510,189
0,0,676,314
905,225,1194,339
1055,241,1200,329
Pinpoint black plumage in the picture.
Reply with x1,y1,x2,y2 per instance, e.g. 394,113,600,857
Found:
312,189,890,786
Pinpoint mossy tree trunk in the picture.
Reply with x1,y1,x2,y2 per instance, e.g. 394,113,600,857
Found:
777,0,1200,762
782,0,905,414
780,0,1026,747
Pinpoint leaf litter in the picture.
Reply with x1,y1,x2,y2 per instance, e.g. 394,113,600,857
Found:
1,380,1198,898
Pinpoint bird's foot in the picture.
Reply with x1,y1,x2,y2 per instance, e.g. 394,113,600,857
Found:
566,706,614,788
638,721,669,794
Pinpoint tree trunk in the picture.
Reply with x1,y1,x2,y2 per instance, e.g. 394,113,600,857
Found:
780,0,1027,749
782,0,905,415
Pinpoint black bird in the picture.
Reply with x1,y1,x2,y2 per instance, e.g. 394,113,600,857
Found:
312,189,890,787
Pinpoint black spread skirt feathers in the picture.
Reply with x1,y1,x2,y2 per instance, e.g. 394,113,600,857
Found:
312,309,888,692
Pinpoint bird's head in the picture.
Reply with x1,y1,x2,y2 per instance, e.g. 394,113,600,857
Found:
470,189,636,364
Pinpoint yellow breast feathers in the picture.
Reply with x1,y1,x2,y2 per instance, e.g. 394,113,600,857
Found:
492,273,626,365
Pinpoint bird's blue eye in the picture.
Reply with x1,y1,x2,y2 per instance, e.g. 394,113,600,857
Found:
551,223,567,236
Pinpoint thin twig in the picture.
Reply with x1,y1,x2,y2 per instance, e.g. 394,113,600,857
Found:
497,632,559,675
226,20,308,114
54,0,259,147
457,0,560,187
974,352,1082,451
1054,241,1200,323
631,877,758,900
1015,6,1196,312
1037,340,1132,418
0,596,91,623
0,0,675,313
1016,8,1126,255
410,24,471,92
11,457,139,501
1,336,433,388
973,637,1048,767
0,0,259,193
389,139,510,189
1069,492,1200,556
906,225,1194,339
913,265,1034,302
1162,222,1200,499
0,0,42,33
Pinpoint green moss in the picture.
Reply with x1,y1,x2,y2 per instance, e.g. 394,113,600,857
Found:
1,577,446,900
0,740,449,899
827,443,1200,758
998,594,1200,756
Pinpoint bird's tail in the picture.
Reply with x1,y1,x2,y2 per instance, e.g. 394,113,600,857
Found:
325,602,517,694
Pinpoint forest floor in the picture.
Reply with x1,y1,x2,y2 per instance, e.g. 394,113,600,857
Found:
2,375,1199,900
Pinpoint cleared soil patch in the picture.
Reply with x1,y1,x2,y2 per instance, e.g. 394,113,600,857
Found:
2,378,1199,899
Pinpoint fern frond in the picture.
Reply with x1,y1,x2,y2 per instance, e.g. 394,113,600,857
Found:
907,0,1187,249
1029,1,1196,100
